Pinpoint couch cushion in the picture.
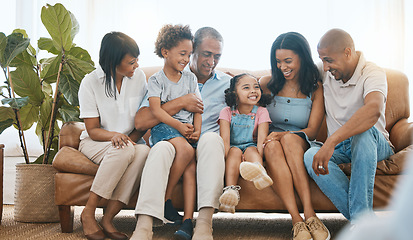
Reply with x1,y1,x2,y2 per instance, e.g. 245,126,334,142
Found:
339,145,412,175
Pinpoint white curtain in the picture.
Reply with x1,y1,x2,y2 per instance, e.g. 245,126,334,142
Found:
2,0,410,69
0,0,412,156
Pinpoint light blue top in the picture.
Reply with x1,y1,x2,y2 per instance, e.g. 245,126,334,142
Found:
197,70,231,134
267,95,312,133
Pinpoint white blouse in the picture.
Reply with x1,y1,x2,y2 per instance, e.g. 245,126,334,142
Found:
78,66,147,140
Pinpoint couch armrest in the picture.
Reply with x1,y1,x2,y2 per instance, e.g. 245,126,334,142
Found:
389,118,413,152
59,122,85,150
377,145,413,174
52,146,98,176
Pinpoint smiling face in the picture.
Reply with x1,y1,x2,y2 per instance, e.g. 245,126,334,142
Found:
275,49,301,82
190,37,222,83
318,46,353,82
235,75,261,107
116,53,139,80
163,39,193,73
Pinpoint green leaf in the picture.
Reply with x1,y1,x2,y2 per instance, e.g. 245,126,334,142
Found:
68,10,79,41
38,37,59,55
67,46,94,66
41,81,53,96
40,54,62,84
19,103,40,130
38,95,53,129
59,72,79,106
10,49,37,68
1,96,29,109
0,118,14,134
35,108,60,148
35,119,46,147
12,29,36,57
41,3,72,52
0,32,6,67
4,32,30,67
0,106,16,134
33,140,58,164
10,66,44,106
58,104,80,122
0,106,15,122
12,29,29,38
64,55,95,83
33,154,44,164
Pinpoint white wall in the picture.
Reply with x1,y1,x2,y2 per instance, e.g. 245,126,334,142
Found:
1,0,411,70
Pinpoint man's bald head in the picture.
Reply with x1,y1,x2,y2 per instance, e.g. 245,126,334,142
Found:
317,29,360,83
318,28,355,54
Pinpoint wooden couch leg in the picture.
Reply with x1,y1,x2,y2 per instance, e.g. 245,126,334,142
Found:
58,205,74,233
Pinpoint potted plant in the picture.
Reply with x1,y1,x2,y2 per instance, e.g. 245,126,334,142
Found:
0,3,94,222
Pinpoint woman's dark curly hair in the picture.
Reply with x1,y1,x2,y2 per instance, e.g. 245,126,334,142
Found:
267,32,321,97
154,24,193,58
225,73,272,109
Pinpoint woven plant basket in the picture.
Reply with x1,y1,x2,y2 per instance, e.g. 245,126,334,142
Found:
14,164,59,222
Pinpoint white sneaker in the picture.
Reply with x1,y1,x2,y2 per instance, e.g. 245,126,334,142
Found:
218,185,241,214
239,162,273,190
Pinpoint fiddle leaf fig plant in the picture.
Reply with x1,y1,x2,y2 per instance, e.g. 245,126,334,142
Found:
0,3,94,164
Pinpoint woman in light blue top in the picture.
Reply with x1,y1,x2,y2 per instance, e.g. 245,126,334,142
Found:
259,32,330,240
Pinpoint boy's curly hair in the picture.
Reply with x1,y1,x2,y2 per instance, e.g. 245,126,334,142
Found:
224,73,273,109
154,24,193,58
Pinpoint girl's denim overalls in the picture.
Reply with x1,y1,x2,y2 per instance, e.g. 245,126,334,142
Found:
230,105,258,152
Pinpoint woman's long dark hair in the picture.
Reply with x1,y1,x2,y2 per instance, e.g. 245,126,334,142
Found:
267,32,320,97
99,32,140,98
225,73,272,109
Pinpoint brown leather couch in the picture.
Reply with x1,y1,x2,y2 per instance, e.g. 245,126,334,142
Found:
52,67,413,233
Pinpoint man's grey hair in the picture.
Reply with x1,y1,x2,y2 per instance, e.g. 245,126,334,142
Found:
193,27,223,51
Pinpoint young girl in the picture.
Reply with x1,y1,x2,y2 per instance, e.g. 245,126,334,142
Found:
218,73,273,213
147,24,200,239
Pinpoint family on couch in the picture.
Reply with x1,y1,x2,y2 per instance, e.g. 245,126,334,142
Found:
76,25,394,240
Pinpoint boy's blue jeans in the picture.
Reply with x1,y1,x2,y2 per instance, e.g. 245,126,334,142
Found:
304,127,393,221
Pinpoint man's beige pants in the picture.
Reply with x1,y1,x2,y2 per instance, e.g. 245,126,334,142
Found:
79,137,150,205
135,132,225,222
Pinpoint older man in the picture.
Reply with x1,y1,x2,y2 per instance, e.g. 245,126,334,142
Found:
304,29,394,223
131,27,230,240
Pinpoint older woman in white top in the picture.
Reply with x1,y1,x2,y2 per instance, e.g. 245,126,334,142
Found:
78,32,149,240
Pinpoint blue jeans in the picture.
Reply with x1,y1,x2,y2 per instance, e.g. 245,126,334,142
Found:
150,122,197,147
303,127,394,221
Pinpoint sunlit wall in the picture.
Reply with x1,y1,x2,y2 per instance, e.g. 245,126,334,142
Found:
1,0,412,119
